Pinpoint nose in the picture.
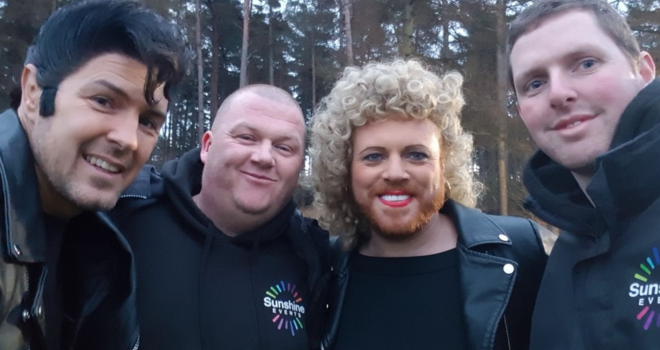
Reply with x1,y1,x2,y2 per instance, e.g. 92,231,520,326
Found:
382,156,409,182
107,112,139,151
548,72,577,110
250,141,275,168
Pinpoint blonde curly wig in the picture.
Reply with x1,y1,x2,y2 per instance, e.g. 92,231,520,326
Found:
309,59,481,249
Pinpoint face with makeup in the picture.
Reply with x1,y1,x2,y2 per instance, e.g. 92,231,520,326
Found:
20,53,167,217
350,117,446,239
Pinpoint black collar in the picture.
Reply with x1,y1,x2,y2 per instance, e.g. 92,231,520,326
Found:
0,109,47,263
442,199,512,249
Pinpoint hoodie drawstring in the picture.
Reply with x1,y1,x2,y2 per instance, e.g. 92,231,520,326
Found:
198,223,214,350
249,238,265,350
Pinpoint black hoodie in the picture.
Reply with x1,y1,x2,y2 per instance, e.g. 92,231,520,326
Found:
523,79,660,349
112,148,330,350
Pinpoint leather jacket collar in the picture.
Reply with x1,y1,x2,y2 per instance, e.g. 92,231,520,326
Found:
324,200,524,350
0,108,47,263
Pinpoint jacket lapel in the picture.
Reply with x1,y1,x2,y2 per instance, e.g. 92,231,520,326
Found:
443,201,517,350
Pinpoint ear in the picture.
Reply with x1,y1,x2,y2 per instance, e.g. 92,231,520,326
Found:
199,131,213,164
637,51,656,85
20,64,42,122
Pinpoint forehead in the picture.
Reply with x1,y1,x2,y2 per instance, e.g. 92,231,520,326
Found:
510,10,618,77
60,53,168,110
219,93,305,136
353,118,440,148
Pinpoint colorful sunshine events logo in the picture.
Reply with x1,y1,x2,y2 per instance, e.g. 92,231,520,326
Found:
629,247,660,330
263,281,305,336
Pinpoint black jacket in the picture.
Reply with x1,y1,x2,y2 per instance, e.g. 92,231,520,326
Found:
0,109,140,350
322,200,547,350
524,79,660,349
112,148,331,350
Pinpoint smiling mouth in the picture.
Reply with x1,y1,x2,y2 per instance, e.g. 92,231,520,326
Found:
84,155,121,174
378,194,413,207
565,120,582,128
242,171,276,182
554,115,595,130
380,194,410,202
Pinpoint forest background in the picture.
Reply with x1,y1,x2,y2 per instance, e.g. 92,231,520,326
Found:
1,0,658,242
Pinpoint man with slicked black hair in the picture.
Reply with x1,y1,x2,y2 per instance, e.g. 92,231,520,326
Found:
0,1,190,349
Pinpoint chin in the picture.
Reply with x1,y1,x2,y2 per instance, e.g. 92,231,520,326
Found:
65,186,121,211
370,218,423,240
73,197,118,211
235,200,271,216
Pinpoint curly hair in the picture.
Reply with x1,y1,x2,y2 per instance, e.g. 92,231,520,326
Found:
309,59,481,249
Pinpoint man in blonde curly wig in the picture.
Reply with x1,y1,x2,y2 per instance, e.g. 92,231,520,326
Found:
310,60,547,350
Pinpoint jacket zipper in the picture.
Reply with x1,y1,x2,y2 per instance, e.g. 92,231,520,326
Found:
120,194,147,200
131,335,140,350
502,314,511,350
24,268,31,350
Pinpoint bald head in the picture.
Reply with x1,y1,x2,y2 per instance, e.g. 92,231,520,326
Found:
213,84,303,132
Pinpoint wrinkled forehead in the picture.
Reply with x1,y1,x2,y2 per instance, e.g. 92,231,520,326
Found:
224,94,306,140
220,91,304,129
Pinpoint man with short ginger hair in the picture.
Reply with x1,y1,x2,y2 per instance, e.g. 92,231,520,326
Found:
113,84,330,350
508,0,659,348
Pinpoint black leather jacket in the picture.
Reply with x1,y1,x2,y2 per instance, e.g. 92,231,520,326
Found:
0,109,140,350
322,200,548,350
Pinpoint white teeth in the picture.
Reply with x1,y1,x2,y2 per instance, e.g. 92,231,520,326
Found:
85,156,120,173
567,121,582,128
380,194,410,202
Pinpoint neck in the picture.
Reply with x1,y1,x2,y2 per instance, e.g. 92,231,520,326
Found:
35,166,80,219
359,213,458,258
192,193,271,236
572,171,595,207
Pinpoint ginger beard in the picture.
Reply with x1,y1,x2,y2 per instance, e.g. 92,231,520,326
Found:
356,181,446,241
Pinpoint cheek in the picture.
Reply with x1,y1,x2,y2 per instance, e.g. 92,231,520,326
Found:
518,102,545,132
586,74,632,107
350,165,377,196
136,135,158,162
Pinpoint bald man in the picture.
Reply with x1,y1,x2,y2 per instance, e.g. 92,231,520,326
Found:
112,85,330,350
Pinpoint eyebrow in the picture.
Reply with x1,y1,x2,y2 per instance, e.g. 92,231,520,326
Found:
356,144,433,155
92,79,167,120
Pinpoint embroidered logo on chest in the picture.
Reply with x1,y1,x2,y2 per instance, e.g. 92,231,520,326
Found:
263,281,305,336
629,247,660,330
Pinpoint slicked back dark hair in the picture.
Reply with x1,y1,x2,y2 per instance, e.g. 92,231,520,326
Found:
24,0,191,116
506,0,640,92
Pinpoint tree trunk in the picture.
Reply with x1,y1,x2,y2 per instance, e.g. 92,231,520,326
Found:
311,35,316,112
268,3,274,85
401,0,414,57
341,0,354,65
240,0,251,87
195,0,205,142
209,1,220,120
441,0,449,66
496,0,508,215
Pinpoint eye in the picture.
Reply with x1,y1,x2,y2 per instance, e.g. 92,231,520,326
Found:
407,151,428,161
525,80,544,92
362,153,384,162
275,144,293,153
237,134,256,142
92,96,113,108
139,117,158,131
579,58,597,70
